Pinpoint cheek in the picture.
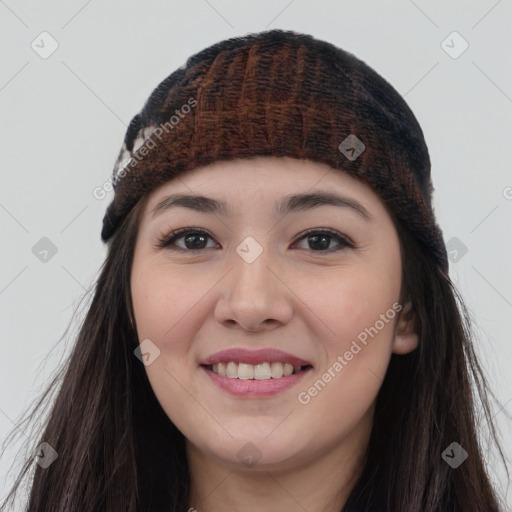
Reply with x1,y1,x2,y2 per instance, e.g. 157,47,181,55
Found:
301,265,400,399
295,290,398,438
132,273,186,354
306,262,399,342
131,258,220,357
130,259,205,427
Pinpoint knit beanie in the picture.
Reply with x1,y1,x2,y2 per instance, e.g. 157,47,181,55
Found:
101,29,449,273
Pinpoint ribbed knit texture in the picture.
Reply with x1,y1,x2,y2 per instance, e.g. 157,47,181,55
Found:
101,29,448,272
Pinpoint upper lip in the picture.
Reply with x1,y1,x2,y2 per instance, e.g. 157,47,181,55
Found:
200,348,313,367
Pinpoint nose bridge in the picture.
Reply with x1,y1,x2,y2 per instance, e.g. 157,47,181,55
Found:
214,234,293,330
231,235,276,300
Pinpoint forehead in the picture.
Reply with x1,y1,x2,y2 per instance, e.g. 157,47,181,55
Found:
143,156,383,212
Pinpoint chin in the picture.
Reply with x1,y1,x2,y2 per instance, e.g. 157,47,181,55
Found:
191,431,311,471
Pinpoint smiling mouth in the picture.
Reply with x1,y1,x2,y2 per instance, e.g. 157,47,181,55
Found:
202,362,313,380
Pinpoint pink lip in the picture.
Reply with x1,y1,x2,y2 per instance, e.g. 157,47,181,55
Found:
199,348,312,367
201,365,312,397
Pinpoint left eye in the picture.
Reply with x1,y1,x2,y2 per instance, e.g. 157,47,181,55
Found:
157,228,354,253
294,229,354,252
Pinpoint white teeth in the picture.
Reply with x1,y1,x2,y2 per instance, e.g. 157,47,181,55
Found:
210,361,306,380
283,363,294,376
226,361,238,378
254,363,272,380
238,363,254,380
270,362,283,378
217,362,227,376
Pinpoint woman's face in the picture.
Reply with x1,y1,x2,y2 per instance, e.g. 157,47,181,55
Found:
131,156,418,472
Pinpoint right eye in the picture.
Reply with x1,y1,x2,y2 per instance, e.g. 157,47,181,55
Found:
156,228,218,251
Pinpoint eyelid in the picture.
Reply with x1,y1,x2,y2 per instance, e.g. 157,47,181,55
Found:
155,227,355,252
293,228,354,248
156,227,218,250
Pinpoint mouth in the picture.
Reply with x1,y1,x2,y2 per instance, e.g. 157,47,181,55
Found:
200,361,313,397
201,362,313,380
199,348,313,396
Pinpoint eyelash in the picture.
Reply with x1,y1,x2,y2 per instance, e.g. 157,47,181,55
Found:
156,227,355,254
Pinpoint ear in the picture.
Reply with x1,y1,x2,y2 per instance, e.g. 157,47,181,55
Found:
392,300,419,354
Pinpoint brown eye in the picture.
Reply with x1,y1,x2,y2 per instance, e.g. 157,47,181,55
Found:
157,229,218,251
156,228,354,253
293,229,354,253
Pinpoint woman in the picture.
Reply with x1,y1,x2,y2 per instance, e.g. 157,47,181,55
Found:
1,29,508,512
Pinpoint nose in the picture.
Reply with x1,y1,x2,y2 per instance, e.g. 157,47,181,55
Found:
213,247,294,333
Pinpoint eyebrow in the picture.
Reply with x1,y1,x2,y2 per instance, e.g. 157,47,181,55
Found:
151,191,374,222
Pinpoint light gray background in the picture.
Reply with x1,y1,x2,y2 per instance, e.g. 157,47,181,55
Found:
1,0,511,509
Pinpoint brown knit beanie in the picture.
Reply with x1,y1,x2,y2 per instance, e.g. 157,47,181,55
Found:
101,29,449,273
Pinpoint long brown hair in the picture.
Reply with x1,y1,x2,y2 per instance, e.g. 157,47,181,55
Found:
0,188,509,511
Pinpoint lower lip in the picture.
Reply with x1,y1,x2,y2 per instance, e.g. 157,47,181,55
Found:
201,365,312,397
